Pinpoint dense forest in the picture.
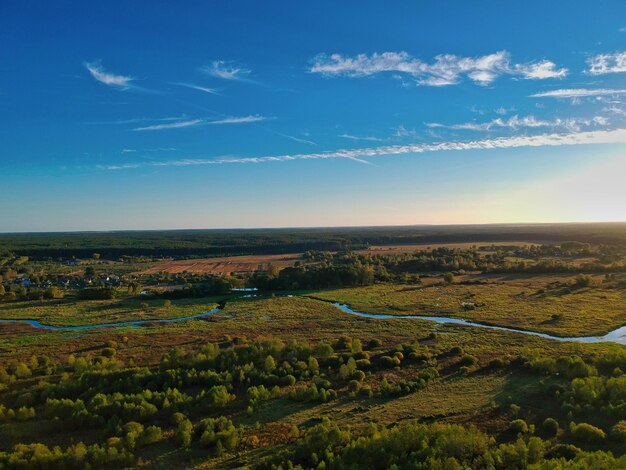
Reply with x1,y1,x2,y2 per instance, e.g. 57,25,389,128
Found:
3,223,626,259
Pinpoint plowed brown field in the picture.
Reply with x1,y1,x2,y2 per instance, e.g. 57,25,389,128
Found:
139,253,303,275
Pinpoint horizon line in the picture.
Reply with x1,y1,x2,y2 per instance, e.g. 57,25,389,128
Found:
2,220,626,236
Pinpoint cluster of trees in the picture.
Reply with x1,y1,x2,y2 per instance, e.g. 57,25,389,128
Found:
252,262,379,290
261,418,626,469
0,284,64,302
8,330,626,468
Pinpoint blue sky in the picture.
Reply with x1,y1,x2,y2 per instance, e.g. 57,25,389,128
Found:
2,1,626,232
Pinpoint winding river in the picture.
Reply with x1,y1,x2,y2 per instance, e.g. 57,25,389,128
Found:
1,300,625,345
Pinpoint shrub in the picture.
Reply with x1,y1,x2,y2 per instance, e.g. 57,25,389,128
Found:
458,354,478,367
570,422,606,443
352,370,365,381
379,356,400,368
101,348,116,358
509,419,528,434
197,417,240,452
174,419,193,447
610,421,626,442
77,287,115,300
335,336,352,350
546,444,581,460
489,358,508,369
542,418,559,437
139,425,163,446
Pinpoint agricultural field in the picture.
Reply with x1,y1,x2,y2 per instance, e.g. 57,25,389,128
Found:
138,253,303,275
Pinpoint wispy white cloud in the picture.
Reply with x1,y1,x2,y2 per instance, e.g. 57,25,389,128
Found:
203,60,251,81
98,128,626,170
207,115,267,125
84,61,134,89
133,119,203,131
605,106,626,116
309,50,567,86
514,60,568,79
263,128,316,145
175,82,219,94
131,115,267,131
339,133,384,142
394,126,418,138
427,114,608,132
530,88,626,98
89,116,186,125
586,51,626,75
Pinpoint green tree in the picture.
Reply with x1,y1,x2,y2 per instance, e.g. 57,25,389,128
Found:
264,355,276,373
174,419,193,448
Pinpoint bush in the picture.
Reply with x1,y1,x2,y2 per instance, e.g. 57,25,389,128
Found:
610,421,626,442
77,287,115,300
379,355,400,368
458,354,478,367
101,348,116,358
542,417,559,437
352,370,365,381
139,425,163,446
488,358,508,369
197,417,240,452
335,336,352,350
546,444,581,460
174,419,193,447
509,419,528,434
570,422,606,443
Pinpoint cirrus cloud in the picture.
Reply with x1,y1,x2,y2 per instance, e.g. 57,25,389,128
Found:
309,50,567,86
427,115,608,132
98,128,626,170
530,88,626,98
131,115,268,131
586,51,626,75
203,60,252,81
84,61,134,89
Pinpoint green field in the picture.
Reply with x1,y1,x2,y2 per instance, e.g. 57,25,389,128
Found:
311,276,626,337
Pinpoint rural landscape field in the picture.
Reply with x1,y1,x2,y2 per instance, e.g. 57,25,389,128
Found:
2,225,626,468
3,1,626,468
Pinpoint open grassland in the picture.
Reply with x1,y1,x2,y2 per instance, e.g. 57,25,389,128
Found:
311,277,626,336
0,294,615,365
0,295,223,327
